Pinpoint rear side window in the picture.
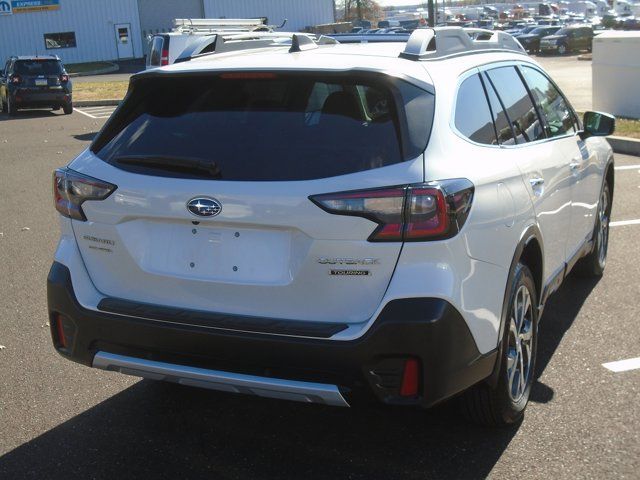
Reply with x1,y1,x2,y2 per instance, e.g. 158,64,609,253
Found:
454,74,497,145
148,36,165,66
482,73,516,146
92,73,434,181
521,66,577,138
485,66,545,144
14,60,63,75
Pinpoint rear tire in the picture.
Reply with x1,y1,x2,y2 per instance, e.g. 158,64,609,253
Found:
63,102,73,115
459,263,538,426
574,181,611,277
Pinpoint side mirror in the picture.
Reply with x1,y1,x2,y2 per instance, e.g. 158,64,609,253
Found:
580,111,615,139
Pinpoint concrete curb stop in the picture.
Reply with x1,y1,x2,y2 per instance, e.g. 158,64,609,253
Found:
608,136,640,156
68,63,120,78
74,100,121,107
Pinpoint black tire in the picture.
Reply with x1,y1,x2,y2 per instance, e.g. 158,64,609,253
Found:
1,97,6,113
7,96,17,116
52,105,61,111
573,181,611,277
459,263,538,426
63,102,73,115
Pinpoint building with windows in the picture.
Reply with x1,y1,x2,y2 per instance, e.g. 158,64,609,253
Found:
0,0,335,65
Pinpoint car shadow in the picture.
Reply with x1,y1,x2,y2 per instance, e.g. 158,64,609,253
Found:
0,109,62,121
73,132,97,142
529,270,600,404
0,272,599,479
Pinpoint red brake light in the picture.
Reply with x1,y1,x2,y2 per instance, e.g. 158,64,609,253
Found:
310,179,474,242
53,168,116,221
161,48,169,66
405,187,449,240
10,74,21,84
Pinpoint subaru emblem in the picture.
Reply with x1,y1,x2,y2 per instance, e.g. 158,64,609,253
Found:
187,197,222,217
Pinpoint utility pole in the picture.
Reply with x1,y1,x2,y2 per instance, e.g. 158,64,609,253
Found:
427,0,435,26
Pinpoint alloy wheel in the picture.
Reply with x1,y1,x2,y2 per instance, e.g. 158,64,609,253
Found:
597,186,610,268
506,285,534,403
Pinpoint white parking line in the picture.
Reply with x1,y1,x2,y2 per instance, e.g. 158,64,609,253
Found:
610,219,640,227
614,165,640,171
74,106,117,119
602,357,640,373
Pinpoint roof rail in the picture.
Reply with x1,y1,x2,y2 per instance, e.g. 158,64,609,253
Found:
174,32,328,64
399,27,525,60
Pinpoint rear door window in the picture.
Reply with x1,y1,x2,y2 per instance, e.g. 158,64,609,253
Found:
148,36,165,66
92,73,434,181
485,66,545,144
521,66,577,138
454,73,497,145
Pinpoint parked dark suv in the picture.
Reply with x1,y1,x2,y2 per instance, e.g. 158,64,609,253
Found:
539,25,593,55
0,55,73,116
516,26,562,53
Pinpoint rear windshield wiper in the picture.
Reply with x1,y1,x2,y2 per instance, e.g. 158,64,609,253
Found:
114,155,222,179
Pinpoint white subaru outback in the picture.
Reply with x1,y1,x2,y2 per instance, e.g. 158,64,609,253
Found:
48,28,615,426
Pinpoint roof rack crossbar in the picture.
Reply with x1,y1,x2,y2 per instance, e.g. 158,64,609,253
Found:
174,32,327,64
400,27,525,60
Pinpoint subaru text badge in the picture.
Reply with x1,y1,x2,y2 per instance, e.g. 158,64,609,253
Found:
187,197,222,217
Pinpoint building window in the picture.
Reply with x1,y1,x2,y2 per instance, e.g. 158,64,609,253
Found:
44,32,77,50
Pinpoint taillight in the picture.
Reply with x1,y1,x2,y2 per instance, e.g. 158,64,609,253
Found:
310,179,474,242
10,74,21,84
53,168,116,221
60,74,69,83
161,48,169,66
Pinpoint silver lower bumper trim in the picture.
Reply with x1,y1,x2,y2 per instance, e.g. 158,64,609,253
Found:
92,351,349,407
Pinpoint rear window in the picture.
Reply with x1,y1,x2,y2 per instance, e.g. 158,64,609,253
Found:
92,73,434,181
14,60,63,76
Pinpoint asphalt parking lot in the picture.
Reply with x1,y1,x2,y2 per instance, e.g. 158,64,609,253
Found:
0,109,638,479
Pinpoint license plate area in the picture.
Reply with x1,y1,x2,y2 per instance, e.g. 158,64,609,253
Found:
138,222,293,285
35,78,48,86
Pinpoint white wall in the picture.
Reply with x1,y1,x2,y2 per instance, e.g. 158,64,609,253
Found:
593,31,640,119
0,0,143,64
202,0,335,32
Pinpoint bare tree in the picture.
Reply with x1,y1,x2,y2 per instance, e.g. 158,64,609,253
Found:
336,0,382,21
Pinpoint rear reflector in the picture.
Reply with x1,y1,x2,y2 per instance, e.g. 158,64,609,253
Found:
161,48,169,66
400,358,420,397
53,313,67,349
310,179,474,242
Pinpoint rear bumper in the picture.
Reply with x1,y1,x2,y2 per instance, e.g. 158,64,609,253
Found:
48,261,496,408
12,89,71,107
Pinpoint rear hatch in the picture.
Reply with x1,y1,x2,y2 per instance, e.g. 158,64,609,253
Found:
69,71,433,324
14,59,65,89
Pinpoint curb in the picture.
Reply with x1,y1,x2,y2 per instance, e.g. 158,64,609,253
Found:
74,100,121,107
68,63,120,78
608,136,640,156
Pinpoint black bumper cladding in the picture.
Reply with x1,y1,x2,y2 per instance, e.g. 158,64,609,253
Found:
47,262,496,408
